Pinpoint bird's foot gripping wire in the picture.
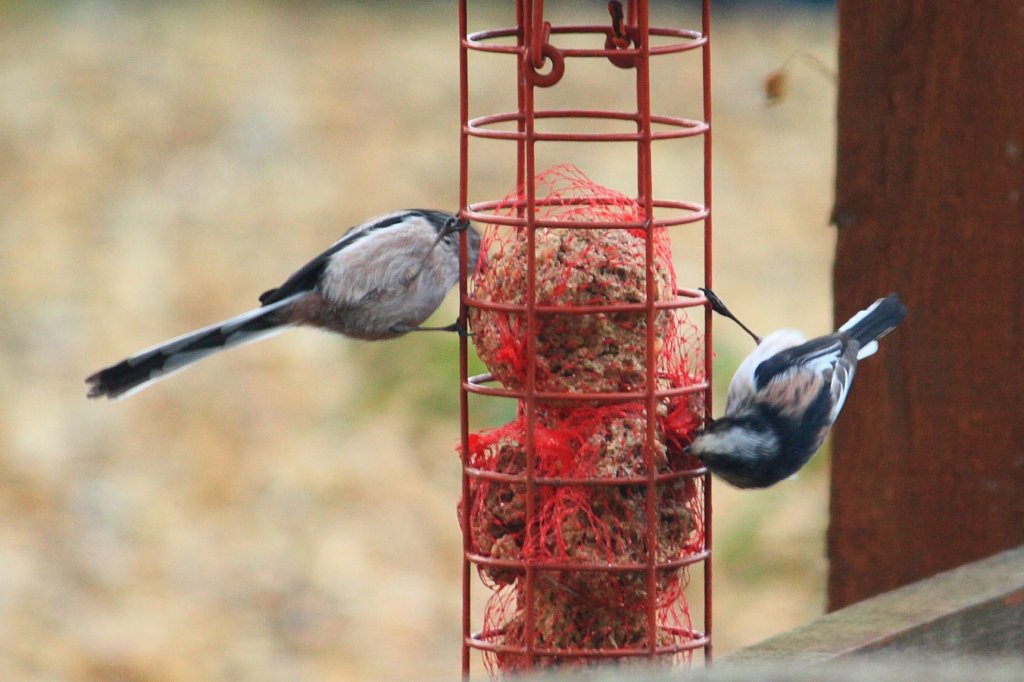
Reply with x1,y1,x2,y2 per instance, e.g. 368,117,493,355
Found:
408,320,473,338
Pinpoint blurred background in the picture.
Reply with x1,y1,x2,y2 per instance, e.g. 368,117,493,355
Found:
0,1,837,679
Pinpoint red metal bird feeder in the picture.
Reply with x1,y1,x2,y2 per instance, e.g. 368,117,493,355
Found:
457,1,714,675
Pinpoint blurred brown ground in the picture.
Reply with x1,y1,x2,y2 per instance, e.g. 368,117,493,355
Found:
0,1,836,680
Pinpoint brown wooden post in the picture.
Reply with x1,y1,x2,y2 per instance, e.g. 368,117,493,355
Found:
829,2,1024,610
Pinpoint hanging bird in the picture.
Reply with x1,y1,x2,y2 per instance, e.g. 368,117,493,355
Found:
690,290,906,488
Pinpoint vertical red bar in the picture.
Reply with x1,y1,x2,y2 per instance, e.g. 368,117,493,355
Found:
457,3,471,677
632,0,660,659
701,0,715,664
520,0,538,670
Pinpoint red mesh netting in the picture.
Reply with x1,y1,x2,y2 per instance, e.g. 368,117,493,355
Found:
461,165,706,673
468,166,684,398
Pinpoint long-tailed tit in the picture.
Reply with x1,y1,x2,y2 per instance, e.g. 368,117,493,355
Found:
689,291,907,488
87,210,480,400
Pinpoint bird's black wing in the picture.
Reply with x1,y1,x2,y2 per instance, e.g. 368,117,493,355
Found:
753,333,846,390
258,213,414,305
828,340,860,422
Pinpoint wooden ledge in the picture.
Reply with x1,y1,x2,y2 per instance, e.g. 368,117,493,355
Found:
721,545,1024,663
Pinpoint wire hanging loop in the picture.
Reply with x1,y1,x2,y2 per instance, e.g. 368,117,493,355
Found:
524,1,564,88
605,1,639,69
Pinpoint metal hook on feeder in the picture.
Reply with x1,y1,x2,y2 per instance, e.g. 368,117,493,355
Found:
529,0,548,70
524,19,565,87
608,1,630,48
605,0,639,69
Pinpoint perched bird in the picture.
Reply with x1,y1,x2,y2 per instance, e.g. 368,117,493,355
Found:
689,291,906,488
87,210,480,400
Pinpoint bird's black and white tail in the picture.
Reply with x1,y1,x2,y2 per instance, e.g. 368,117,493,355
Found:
839,293,907,360
86,295,300,400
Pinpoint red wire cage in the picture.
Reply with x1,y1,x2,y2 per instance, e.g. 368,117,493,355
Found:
457,1,714,675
